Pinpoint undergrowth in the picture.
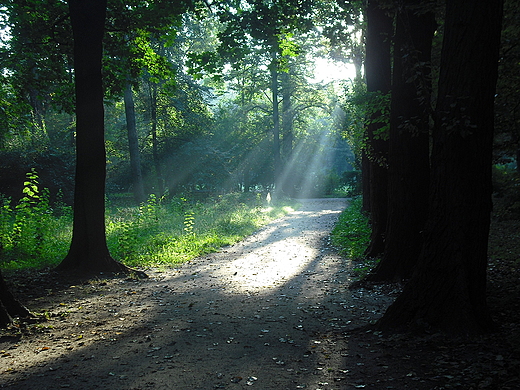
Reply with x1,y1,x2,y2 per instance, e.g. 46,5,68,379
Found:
0,170,73,269
0,174,296,270
331,196,370,260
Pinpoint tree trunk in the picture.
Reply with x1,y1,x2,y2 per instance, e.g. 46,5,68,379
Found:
149,82,164,195
281,71,294,161
271,55,281,194
367,1,435,282
124,81,146,204
280,71,295,196
364,0,392,257
377,0,503,334
57,0,128,274
361,151,371,212
0,270,32,328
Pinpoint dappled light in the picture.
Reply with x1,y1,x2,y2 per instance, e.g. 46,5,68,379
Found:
4,199,390,389
1,0,518,388
210,208,338,292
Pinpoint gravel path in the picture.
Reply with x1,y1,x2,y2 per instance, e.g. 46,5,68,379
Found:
0,198,395,390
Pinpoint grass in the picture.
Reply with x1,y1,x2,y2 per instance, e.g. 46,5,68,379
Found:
330,196,370,260
0,183,296,271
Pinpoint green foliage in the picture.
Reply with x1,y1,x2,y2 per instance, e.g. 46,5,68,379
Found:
104,192,296,268
1,186,294,272
0,170,72,269
131,31,173,83
342,81,391,166
331,196,370,260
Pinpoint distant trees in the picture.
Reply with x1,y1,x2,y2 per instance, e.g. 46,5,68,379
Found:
195,0,319,192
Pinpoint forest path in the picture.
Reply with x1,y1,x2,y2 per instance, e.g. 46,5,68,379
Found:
1,198,395,390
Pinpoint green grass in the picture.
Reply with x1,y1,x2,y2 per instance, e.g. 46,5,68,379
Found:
0,186,296,271
330,196,370,260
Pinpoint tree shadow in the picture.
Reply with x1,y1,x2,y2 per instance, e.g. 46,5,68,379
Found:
2,198,383,389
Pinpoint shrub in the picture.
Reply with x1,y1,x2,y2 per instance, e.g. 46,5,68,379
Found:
331,196,370,260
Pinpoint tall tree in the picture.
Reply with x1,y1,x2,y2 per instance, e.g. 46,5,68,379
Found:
56,0,127,274
366,1,435,282
124,81,146,203
363,0,392,257
377,0,503,334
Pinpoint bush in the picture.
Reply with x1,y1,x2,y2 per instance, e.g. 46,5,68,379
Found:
331,196,370,260
0,170,72,269
105,192,296,268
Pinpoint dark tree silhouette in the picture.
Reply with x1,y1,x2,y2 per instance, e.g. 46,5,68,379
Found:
364,0,392,258
56,0,128,274
377,0,504,334
367,1,435,282
0,270,32,327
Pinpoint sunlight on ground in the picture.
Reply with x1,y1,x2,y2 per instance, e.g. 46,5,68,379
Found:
222,239,317,291
211,207,341,293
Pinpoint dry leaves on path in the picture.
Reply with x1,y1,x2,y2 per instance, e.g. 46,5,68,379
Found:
1,198,519,390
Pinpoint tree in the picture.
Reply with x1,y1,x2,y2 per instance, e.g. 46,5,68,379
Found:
56,0,128,274
377,0,503,334
0,270,32,328
363,0,392,257
124,81,146,203
193,0,316,191
366,1,435,282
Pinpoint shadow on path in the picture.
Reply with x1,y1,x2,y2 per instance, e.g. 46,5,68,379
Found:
1,198,394,390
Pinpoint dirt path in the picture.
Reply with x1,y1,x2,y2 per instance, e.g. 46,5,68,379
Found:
0,198,378,389
1,198,517,389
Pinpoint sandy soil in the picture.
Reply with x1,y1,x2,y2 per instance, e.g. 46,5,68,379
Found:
1,198,518,389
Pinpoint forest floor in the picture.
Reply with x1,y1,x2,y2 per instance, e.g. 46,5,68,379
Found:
1,197,519,390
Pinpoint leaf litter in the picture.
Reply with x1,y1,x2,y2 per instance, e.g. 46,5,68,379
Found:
1,198,519,389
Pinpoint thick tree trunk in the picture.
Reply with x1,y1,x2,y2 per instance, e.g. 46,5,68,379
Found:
364,0,392,257
367,1,435,282
377,0,503,334
124,81,146,204
0,270,32,327
57,0,128,274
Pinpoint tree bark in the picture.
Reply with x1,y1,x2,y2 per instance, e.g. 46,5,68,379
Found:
281,71,294,162
367,1,435,282
364,0,392,257
149,81,164,195
57,0,128,274
124,81,146,204
361,151,371,212
377,0,503,334
280,70,295,196
271,55,282,194
0,270,32,328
